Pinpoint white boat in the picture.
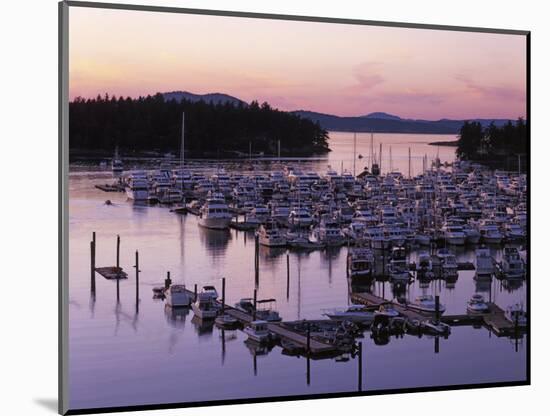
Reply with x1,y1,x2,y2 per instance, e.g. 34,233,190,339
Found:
347,247,374,279
442,222,466,245
191,292,219,319
505,304,527,327
288,207,314,228
416,251,434,279
165,284,192,307
477,220,503,244
201,285,219,301
257,220,287,247
243,320,272,343
255,299,282,322
112,158,123,173
310,218,346,247
467,294,489,313
408,295,446,314
437,249,458,279
420,320,451,335
198,196,232,229
501,247,525,278
388,246,410,281
323,305,375,324
463,224,481,244
475,248,494,277
124,172,149,201
374,305,400,318
503,223,526,241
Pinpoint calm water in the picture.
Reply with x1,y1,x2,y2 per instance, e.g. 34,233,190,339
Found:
68,133,526,411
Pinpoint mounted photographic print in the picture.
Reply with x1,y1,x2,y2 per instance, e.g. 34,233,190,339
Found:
59,1,530,414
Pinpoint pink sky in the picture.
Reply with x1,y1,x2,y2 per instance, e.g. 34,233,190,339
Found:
69,6,527,120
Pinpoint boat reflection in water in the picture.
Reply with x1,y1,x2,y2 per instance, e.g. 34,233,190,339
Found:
198,225,232,255
164,304,190,329
191,315,215,337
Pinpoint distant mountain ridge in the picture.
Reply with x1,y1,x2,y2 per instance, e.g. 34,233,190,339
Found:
160,90,514,134
162,91,246,106
292,110,514,135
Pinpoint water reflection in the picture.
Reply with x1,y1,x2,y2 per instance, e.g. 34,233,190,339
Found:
198,226,231,256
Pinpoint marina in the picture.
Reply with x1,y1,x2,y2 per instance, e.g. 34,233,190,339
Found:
68,132,527,410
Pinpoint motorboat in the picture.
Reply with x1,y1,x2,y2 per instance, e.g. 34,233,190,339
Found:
257,220,287,247
164,284,192,307
347,247,374,279
467,294,490,313
323,305,375,324
191,292,219,319
408,295,446,314
198,196,232,229
437,248,458,279
243,320,272,343
505,304,527,327
501,247,525,278
215,314,240,329
475,248,494,277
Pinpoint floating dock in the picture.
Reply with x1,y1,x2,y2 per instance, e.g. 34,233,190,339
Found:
95,266,128,280
351,291,521,336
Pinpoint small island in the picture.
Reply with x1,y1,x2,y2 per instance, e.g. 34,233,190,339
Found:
69,94,330,159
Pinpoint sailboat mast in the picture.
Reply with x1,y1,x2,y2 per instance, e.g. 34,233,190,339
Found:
408,147,411,179
353,132,357,176
379,143,383,175
180,112,185,168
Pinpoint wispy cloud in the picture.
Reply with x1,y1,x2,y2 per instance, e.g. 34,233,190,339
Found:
351,62,385,91
455,74,526,102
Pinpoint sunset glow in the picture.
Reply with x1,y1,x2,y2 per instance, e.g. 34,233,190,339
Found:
69,7,527,120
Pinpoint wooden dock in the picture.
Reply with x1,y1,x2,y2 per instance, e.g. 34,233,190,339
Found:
351,291,521,336
179,288,340,355
95,184,124,192
95,266,128,280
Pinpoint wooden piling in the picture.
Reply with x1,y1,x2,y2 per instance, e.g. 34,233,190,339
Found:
116,235,120,270
135,251,139,310
306,323,311,354
165,271,172,289
358,342,363,391
286,251,290,299
254,234,259,286
90,239,96,294
194,284,198,302
306,355,311,386
253,288,257,320
435,295,440,323
221,277,226,314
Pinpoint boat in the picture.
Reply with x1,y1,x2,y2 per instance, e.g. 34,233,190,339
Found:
505,303,527,327
501,247,525,278
437,248,458,279
198,196,232,229
503,222,526,241
467,294,489,313
234,298,255,314
215,314,240,329
475,248,494,277
257,220,287,247
323,305,375,324
420,319,451,335
374,305,400,318
477,220,503,244
255,299,282,322
416,251,434,279
164,284,192,307
347,247,374,279
442,222,466,245
408,295,446,314
124,171,149,201
288,207,314,228
243,320,272,343
387,246,410,282
310,217,346,247
191,292,219,319
201,285,219,301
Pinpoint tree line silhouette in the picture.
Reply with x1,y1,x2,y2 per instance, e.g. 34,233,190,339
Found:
69,93,330,157
456,118,528,163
